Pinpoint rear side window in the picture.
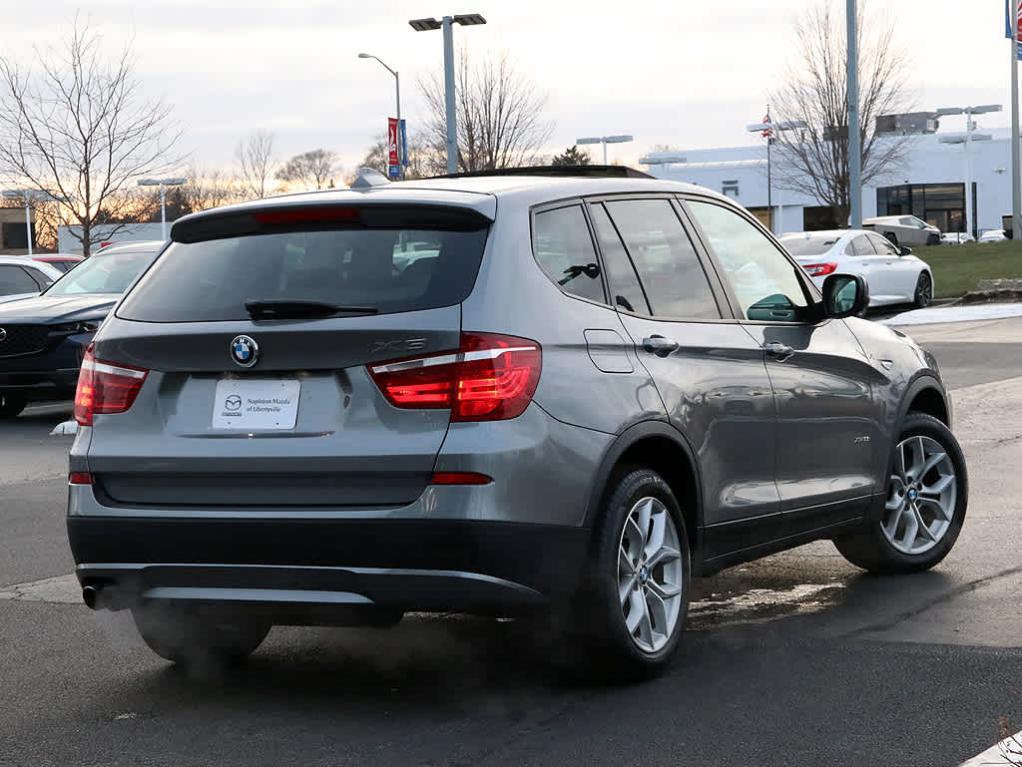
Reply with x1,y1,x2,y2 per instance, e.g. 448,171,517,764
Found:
118,220,489,322
848,235,875,256
604,199,720,319
589,203,650,314
532,205,606,304
0,265,40,295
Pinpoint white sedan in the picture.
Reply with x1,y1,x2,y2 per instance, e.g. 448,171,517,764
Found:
779,229,934,309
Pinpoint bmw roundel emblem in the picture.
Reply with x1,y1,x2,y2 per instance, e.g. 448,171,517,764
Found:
230,335,259,368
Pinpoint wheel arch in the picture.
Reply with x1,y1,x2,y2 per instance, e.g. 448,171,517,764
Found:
900,375,950,427
583,420,704,564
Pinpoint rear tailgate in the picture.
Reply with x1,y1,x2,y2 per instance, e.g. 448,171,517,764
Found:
85,201,491,508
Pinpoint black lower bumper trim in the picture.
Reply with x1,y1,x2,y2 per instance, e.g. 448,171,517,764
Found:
68,517,591,612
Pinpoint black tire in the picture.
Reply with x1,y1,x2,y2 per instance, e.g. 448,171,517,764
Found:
133,603,271,667
574,468,691,682
884,231,899,247
913,272,933,309
0,393,27,418
834,413,968,574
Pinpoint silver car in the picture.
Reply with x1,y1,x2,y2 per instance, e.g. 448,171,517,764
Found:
863,215,942,248
67,171,968,679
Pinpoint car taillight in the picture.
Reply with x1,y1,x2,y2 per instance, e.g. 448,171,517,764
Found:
74,345,148,426
368,332,542,422
803,262,838,277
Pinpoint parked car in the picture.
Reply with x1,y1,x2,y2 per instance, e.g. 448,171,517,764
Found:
31,254,85,273
779,229,934,308
67,171,967,679
0,241,163,417
978,229,1008,244
0,255,62,305
863,215,941,247
939,232,974,246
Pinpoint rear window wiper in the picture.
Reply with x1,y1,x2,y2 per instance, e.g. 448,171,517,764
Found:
244,299,379,320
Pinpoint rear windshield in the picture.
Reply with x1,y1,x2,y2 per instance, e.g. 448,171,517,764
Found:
779,236,839,256
117,226,489,322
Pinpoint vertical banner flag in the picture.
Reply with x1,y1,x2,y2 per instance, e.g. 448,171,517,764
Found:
1006,1,1022,59
399,119,409,168
387,117,400,179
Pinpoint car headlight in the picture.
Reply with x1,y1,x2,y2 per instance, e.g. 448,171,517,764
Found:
49,320,103,335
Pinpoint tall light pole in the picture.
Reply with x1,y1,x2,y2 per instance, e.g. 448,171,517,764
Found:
358,53,403,179
1,188,55,256
576,135,633,165
409,13,487,175
847,0,862,228
936,105,1001,239
746,116,806,234
1011,0,1021,240
137,177,187,241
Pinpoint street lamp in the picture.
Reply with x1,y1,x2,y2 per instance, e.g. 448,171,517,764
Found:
746,115,805,234
409,13,487,175
1,188,56,256
137,177,187,241
936,104,1002,238
359,53,403,180
576,135,633,165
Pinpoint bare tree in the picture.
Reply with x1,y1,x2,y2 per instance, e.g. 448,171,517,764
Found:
275,149,337,190
235,130,276,198
0,19,181,255
769,2,911,225
180,166,242,211
420,51,553,173
356,133,429,181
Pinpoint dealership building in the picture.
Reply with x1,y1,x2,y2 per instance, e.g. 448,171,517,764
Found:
640,121,1018,238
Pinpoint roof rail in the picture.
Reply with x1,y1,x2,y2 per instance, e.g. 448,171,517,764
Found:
435,165,654,180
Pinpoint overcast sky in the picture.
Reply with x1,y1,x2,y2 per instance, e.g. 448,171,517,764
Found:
4,0,1016,175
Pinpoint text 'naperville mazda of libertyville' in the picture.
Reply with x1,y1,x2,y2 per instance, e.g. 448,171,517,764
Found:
66,168,968,680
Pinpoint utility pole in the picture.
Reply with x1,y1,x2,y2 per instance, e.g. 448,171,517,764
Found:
847,0,862,228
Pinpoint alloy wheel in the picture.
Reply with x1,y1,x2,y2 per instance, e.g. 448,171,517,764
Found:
882,435,957,555
617,497,683,653
916,275,932,307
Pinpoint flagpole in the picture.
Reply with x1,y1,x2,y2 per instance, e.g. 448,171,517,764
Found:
1012,0,1021,239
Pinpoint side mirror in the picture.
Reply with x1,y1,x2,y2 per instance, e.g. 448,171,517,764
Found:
822,273,869,319
900,245,913,256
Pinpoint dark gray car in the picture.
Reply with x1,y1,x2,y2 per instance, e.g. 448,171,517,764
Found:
67,171,968,679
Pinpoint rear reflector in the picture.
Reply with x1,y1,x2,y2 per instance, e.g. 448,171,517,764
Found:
368,332,542,422
74,345,149,426
68,472,93,485
802,262,838,277
430,471,493,485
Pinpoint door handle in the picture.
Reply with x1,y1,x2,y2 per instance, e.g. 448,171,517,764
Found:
642,335,680,357
763,341,794,361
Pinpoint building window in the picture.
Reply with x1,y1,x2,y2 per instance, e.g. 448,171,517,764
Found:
721,180,739,198
877,183,976,236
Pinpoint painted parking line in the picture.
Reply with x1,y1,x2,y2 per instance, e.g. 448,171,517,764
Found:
960,730,1022,766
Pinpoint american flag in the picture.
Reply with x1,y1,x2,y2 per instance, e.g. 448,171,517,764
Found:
761,114,773,139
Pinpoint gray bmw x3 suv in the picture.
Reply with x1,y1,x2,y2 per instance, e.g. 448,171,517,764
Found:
67,169,967,678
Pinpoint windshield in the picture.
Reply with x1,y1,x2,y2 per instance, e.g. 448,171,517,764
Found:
44,251,157,296
779,235,840,257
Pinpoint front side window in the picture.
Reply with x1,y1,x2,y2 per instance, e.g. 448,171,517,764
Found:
868,232,900,256
686,199,810,323
532,206,606,304
604,199,720,319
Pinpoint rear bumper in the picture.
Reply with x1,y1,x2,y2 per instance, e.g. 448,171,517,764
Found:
68,515,590,616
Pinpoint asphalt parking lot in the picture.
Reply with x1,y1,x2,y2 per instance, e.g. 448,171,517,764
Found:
2,316,1021,767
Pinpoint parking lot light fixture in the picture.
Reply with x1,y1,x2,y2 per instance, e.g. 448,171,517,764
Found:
359,53,403,179
935,105,1002,238
576,135,633,165
137,177,187,241
409,13,487,174
2,188,57,256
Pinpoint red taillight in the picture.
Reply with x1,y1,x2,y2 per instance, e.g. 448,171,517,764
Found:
74,345,148,426
253,207,360,226
430,471,493,485
68,472,93,485
803,262,838,277
368,332,542,422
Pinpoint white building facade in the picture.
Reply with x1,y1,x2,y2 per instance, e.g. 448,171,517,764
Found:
641,128,1017,237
